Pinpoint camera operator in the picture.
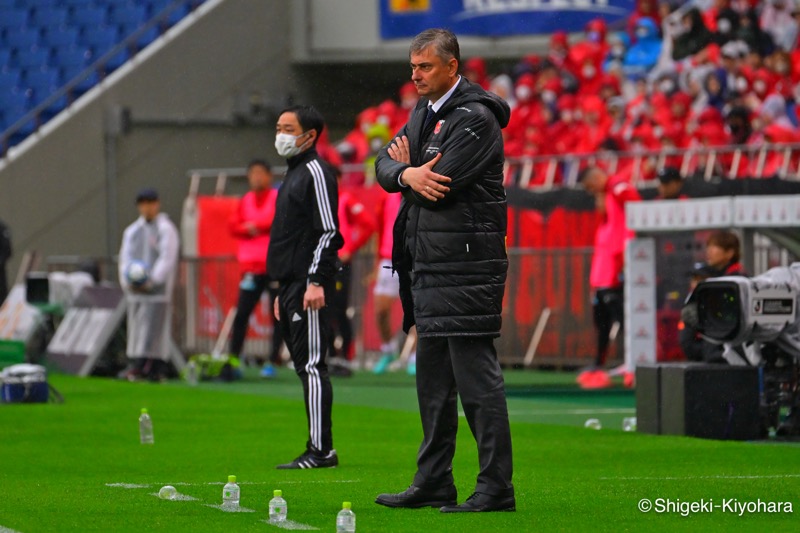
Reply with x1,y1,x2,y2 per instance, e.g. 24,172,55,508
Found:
679,231,746,362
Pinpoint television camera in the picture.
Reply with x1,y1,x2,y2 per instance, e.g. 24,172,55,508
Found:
692,263,800,437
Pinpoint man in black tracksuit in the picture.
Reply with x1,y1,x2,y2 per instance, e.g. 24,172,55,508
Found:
267,105,343,469
374,29,515,513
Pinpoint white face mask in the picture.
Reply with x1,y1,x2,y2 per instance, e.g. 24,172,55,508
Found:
515,85,532,102
275,132,309,158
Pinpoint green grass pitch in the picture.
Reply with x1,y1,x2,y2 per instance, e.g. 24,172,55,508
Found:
0,369,798,532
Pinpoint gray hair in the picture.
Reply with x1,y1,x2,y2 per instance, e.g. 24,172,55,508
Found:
409,28,460,67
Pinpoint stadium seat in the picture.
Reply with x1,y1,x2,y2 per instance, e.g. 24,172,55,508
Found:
148,0,192,28
70,6,108,28
42,27,80,49
24,68,62,94
4,28,41,51
23,67,68,116
31,7,69,30
110,3,159,49
14,47,52,71
0,8,29,33
0,0,16,10
80,26,128,72
0,70,21,94
0,88,35,139
23,0,62,8
63,0,99,7
56,46,98,94
109,4,148,27
117,21,160,50
0,49,11,69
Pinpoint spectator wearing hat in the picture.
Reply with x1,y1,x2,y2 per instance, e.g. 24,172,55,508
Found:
548,31,572,70
463,56,490,89
655,166,686,199
489,74,516,110
397,81,421,128
623,17,663,78
628,0,662,40
711,0,741,45
603,31,630,73
720,41,749,93
737,8,776,58
118,187,180,382
673,8,715,61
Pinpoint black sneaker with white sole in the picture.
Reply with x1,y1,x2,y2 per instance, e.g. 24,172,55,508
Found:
276,449,339,469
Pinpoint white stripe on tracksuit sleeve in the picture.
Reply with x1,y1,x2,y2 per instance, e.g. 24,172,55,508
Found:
306,159,337,277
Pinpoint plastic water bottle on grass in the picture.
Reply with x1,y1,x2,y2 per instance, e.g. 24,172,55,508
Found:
269,489,287,523
186,360,198,386
584,418,602,430
336,501,355,532
222,475,240,508
139,408,154,444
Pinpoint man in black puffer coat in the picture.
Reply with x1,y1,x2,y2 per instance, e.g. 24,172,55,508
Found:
374,28,514,513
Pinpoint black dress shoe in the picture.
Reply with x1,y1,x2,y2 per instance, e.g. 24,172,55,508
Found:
440,492,516,513
375,484,457,508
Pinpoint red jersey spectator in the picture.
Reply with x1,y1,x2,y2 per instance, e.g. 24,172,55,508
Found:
628,0,662,39
463,56,490,89
328,170,378,374
372,190,404,374
548,31,571,69
578,166,641,388
227,160,281,375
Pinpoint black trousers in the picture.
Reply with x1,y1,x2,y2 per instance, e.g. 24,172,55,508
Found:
328,263,353,360
413,335,514,497
592,287,624,367
230,273,282,364
277,280,334,454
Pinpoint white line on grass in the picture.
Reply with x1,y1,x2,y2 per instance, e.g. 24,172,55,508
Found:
108,480,361,488
204,504,257,513
149,493,199,501
507,408,636,416
260,519,320,530
601,474,800,481
0,526,23,533
204,480,361,485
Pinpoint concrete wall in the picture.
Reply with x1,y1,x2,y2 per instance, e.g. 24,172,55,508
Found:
0,0,293,277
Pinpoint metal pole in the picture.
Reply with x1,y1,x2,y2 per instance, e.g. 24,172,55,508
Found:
104,106,126,262
104,132,118,261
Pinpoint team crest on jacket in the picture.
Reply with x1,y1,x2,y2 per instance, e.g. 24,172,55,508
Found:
434,119,445,134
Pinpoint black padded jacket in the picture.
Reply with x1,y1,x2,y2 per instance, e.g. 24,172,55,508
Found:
375,78,510,338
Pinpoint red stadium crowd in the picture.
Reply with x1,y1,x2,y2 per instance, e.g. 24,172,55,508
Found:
321,0,800,186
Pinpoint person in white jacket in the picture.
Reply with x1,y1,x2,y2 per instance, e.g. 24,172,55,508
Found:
118,188,180,381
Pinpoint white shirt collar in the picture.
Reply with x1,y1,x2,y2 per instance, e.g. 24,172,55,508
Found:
428,75,462,113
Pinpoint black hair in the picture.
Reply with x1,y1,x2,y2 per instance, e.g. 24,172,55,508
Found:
577,166,600,183
409,28,460,69
247,159,271,173
279,105,325,146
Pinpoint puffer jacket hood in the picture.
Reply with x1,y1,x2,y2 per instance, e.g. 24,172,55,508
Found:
448,78,512,129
